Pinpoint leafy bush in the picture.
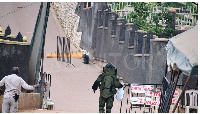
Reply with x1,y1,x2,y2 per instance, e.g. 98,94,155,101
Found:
107,2,197,38
128,2,175,38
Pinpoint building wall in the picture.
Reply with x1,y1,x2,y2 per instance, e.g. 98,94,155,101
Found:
76,3,171,84
76,2,107,58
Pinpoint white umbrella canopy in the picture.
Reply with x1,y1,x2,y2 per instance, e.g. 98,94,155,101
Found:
166,25,198,76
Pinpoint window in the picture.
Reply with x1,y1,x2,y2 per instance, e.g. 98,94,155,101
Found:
88,2,91,7
83,2,93,10
83,2,87,8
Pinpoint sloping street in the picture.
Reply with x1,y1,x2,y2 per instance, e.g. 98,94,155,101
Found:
43,5,122,113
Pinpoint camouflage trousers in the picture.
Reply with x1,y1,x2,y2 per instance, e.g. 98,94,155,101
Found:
99,95,114,113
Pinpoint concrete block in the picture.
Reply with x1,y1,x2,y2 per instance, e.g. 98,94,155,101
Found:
0,93,40,112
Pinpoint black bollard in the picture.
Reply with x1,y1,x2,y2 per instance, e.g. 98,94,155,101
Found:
83,54,89,64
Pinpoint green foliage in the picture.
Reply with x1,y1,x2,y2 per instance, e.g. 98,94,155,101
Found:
131,2,148,17
128,2,163,36
107,2,197,38
149,13,164,36
186,2,194,6
152,10,176,38
128,2,150,32
186,2,198,21
127,2,177,38
162,2,186,9
119,2,127,10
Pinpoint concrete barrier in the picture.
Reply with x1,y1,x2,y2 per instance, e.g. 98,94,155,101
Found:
0,93,40,112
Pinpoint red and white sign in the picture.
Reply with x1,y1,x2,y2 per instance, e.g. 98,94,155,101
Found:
151,101,160,107
130,97,145,104
172,98,178,103
146,91,161,97
130,84,179,107
131,85,153,93
130,97,160,106
173,91,179,96
145,97,152,105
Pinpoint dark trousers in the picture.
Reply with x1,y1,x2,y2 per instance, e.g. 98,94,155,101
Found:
99,95,114,113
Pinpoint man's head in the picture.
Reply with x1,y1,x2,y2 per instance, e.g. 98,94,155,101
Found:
12,67,19,75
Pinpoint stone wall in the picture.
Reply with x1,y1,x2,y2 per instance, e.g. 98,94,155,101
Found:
0,40,30,91
77,2,107,59
75,3,172,84
149,38,169,84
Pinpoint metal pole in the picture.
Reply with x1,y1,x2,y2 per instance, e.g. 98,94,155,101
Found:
172,76,191,113
164,60,168,77
169,69,173,85
57,36,59,61
167,70,181,113
62,37,65,62
193,6,194,14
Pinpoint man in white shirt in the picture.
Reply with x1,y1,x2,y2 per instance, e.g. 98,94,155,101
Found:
0,67,41,113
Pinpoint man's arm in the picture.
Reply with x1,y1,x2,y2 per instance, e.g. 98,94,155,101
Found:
92,74,104,93
20,77,40,90
0,78,5,94
0,77,5,87
114,77,123,88
0,88,3,94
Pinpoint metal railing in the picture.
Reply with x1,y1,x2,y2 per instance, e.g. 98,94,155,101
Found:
29,2,50,85
57,36,71,63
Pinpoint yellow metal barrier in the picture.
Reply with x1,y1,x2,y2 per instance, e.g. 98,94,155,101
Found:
47,51,83,58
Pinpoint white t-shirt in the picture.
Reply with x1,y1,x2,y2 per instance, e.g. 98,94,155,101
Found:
0,74,35,98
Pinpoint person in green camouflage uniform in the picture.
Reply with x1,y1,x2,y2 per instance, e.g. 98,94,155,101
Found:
92,63,123,113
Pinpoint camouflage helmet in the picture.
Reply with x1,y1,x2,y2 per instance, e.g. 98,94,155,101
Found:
105,63,115,69
103,63,117,75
